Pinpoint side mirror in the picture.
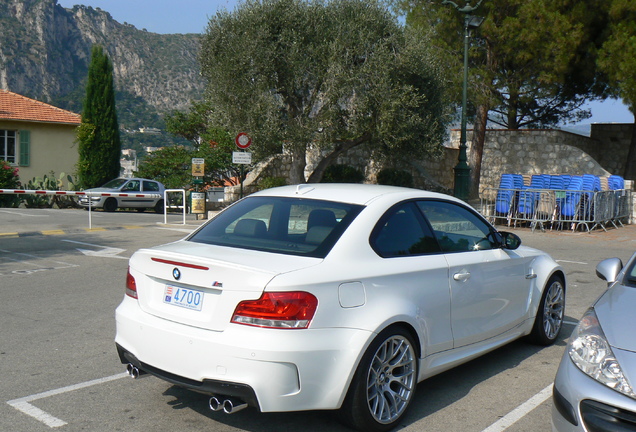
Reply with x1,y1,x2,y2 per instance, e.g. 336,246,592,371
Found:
596,257,623,285
499,231,521,250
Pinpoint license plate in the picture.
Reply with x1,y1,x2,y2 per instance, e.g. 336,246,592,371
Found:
163,285,204,311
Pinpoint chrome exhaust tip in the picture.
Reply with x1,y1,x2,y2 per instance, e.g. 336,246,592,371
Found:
222,397,248,414
126,363,147,379
209,396,223,412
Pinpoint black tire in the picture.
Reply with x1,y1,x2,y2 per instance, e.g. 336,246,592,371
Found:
154,199,165,214
339,327,418,432
528,274,565,345
103,198,118,212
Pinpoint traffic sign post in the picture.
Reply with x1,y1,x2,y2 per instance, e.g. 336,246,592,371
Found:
191,158,204,177
234,133,252,199
235,132,251,149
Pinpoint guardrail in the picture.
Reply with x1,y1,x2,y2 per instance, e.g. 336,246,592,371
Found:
480,187,633,232
0,188,184,229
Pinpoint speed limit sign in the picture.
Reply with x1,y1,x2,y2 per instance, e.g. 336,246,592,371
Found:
235,132,252,149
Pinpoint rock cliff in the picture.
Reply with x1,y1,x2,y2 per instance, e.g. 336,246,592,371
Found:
0,0,204,125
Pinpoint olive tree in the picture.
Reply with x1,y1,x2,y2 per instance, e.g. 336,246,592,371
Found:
200,0,451,183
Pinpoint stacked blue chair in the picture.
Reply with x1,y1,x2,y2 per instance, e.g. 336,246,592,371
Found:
517,175,548,216
608,175,624,190
495,174,523,215
561,176,583,219
548,175,565,190
581,175,601,221
608,175,626,224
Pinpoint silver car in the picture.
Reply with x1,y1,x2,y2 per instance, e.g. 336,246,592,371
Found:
552,252,636,432
78,178,165,213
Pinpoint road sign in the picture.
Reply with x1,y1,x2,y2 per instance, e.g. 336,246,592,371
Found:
235,132,252,149
192,158,204,176
232,151,252,164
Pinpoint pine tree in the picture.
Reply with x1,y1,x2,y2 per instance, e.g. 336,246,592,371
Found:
77,45,121,188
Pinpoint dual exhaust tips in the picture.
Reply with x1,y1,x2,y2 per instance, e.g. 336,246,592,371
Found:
125,363,248,414
126,363,147,379
209,395,248,414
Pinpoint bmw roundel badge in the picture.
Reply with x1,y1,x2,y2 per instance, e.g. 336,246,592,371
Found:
172,268,181,280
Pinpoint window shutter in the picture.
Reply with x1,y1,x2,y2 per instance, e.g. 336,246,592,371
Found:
19,130,30,166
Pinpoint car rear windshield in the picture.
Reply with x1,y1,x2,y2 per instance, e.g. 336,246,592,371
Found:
188,196,364,258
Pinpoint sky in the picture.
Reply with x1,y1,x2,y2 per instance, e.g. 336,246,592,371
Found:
56,0,634,126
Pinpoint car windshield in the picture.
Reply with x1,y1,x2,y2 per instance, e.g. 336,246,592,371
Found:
101,178,128,189
625,257,636,287
188,196,364,258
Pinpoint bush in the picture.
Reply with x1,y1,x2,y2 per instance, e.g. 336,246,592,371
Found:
258,176,287,190
0,161,21,207
23,172,77,208
377,168,414,188
322,165,364,183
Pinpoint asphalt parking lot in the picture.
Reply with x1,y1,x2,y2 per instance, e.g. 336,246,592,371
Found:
1,207,635,432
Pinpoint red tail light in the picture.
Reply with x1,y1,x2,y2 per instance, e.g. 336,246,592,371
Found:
232,292,318,329
126,268,138,299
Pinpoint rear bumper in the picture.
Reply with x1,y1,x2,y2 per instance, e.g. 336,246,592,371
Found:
117,343,259,407
115,297,372,412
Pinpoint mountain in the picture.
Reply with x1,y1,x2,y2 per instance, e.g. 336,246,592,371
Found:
0,0,205,150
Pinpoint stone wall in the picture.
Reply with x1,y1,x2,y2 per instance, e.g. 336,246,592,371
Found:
464,129,611,193
226,124,633,202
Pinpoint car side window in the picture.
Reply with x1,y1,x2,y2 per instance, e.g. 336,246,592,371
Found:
417,200,496,252
122,180,140,192
372,202,440,258
143,181,159,192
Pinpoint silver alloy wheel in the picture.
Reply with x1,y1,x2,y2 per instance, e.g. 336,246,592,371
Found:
366,334,417,424
543,279,565,340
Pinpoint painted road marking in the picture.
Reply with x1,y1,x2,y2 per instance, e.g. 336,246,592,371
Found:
0,249,79,276
481,384,553,432
0,225,146,238
6,373,128,428
62,239,127,260
41,230,66,235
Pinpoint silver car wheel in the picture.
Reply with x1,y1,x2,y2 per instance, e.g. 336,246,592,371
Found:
366,334,417,425
542,279,565,340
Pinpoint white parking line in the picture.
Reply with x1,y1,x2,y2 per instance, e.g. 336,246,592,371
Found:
481,384,553,432
6,373,128,428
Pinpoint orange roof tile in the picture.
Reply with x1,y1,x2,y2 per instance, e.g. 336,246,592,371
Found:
0,89,81,125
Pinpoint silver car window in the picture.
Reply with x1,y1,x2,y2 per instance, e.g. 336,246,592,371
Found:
417,200,496,252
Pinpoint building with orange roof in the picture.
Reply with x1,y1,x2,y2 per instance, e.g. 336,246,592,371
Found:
0,89,81,185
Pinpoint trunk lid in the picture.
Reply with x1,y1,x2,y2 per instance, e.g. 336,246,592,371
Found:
129,241,322,331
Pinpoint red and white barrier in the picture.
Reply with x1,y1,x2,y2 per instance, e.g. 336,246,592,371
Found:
0,189,167,230
0,189,161,198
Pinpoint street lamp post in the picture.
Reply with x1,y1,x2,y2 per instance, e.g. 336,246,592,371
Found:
443,0,484,200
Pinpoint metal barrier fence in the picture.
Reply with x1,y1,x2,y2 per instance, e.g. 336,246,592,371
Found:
480,188,633,232
0,188,184,229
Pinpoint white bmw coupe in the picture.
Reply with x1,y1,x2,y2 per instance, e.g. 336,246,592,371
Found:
115,184,565,431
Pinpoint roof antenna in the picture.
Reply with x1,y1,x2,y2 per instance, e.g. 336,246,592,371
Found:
295,184,314,195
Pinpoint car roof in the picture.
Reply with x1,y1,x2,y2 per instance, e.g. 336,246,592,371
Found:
250,183,460,206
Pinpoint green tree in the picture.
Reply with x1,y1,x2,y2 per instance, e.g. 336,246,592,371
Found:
135,146,192,189
164,101,242,186
77,45,121,189
397,0,608,197
597,0,636,179
200,0,451,184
